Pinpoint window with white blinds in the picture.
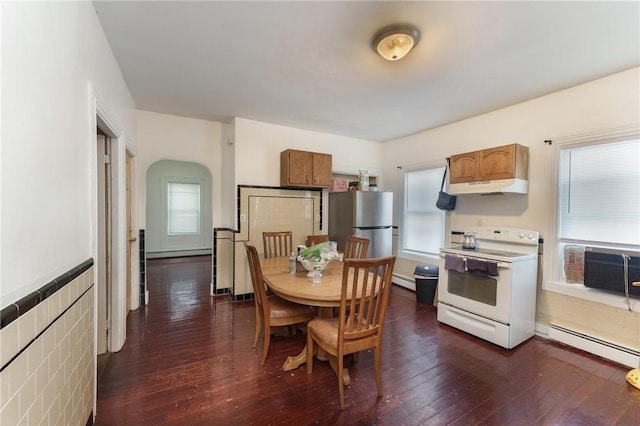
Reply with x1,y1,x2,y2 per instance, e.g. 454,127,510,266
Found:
167,182,201,235
558,139,640,246
544,131,640,311
403,167,445,255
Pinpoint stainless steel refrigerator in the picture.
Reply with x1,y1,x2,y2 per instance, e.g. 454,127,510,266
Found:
329,191,393,258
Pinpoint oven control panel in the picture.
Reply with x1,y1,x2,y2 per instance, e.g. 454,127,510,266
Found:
464,227,539,245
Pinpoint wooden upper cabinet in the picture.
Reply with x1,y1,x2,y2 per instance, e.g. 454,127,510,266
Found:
449,144,528,184
285,150,313,185
311,152,332,186
481,144,528,181
450,151,480,184
281,149,332,188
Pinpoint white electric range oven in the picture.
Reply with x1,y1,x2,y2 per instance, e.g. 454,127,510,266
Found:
437,227,539,349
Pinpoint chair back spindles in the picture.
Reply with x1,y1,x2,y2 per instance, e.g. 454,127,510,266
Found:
262,231,293,258
343,235,370,260
339,257,394,343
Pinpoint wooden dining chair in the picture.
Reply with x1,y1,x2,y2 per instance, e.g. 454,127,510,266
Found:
343,235,370,259
306,255,397,410
245,244,315,365
262,231,293,258
306,234,329,247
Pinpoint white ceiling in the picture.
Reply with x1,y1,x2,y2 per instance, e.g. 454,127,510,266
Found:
93,1,639,142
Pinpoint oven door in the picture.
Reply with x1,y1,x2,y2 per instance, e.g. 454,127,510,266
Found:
437,252,512,324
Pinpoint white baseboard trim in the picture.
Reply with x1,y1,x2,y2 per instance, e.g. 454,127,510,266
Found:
146,249,212,259
547,323,639,368
392,273,415,291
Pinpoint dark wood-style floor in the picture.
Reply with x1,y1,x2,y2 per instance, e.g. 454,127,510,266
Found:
94,255,640,425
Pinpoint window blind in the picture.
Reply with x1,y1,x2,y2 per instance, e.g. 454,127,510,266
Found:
558,139,640,246
167,182,201,235
404,167,445,255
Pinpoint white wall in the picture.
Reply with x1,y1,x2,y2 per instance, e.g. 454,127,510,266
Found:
136,110,223,230
1,1,137,424
1,1,136,305
382,68,640,240
234,117,383,187
232,118,384,233
219,121,235,228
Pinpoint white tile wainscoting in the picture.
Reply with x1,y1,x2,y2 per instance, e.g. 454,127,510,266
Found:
0,262,94,426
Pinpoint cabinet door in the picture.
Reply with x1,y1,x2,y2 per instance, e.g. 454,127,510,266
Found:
312,153,332,186
450,151,479,183
479,144,515,181
287,150,312,185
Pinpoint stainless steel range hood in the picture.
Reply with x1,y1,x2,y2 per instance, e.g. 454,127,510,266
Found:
448,178,528,195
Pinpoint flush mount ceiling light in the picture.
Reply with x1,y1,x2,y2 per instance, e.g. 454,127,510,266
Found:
372,23,420,61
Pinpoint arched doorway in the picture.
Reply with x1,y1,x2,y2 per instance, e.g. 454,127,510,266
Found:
145,160,213,258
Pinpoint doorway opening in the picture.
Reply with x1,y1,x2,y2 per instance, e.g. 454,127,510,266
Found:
94,123,137,382
96,127,114,381
145,160,213,259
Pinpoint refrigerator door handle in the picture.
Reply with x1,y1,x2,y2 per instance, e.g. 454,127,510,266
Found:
355,225,392,230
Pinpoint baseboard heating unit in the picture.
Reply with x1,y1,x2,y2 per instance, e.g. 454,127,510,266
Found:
392,273,415,291
548,324,639,368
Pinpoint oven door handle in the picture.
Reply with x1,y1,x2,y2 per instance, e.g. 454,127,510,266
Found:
467,259,511,270
440,252,512,270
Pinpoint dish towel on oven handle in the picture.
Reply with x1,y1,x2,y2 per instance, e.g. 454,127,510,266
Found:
444,255,465,273
466,258,499,276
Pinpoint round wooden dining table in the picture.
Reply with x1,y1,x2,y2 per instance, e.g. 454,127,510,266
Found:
261,256,348,307
260,256,353,382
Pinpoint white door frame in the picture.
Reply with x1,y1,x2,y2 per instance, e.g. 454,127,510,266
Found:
95,132,111,356
89,83,138,412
